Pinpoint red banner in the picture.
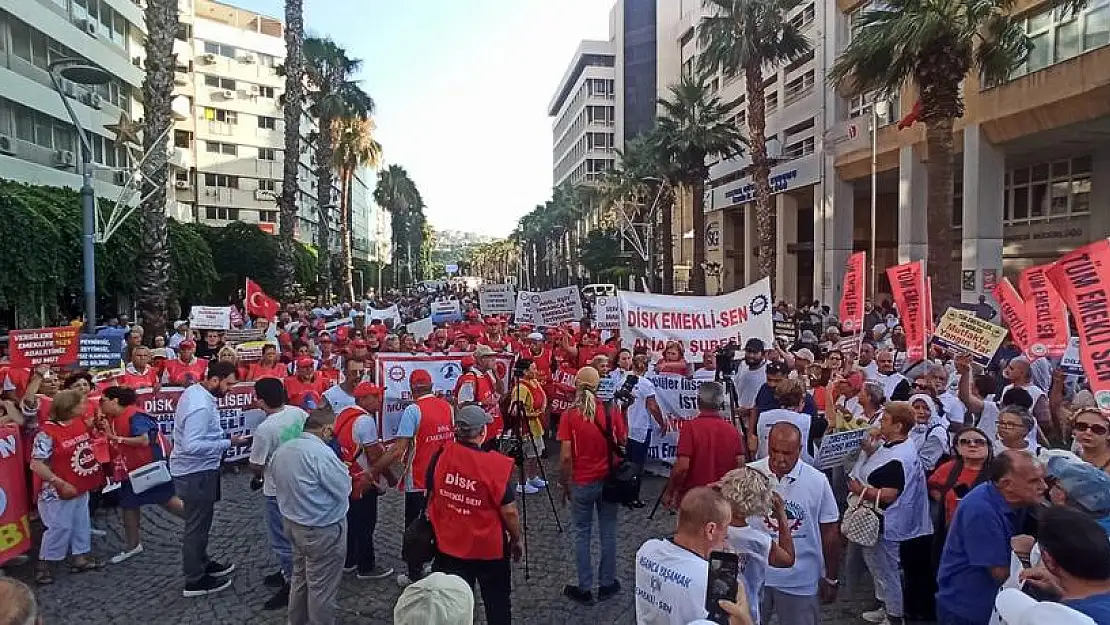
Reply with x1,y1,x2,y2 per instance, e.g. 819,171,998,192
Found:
8,326,80,368
1046,239,1110,409
887,260,928,362
839,252,867,334
0,424,32,565
1018,263,1070,359
924,277,935,338
992,278,1032,353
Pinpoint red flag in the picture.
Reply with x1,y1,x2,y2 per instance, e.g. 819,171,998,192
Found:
1046,239,1110,409
1017,263,1070,359
887,260,928,362
245,278,280,320
897,100,922,130
839,252,867,335
992,278,1032,353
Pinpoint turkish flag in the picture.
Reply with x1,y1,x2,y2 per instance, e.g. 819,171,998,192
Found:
245,278,280,320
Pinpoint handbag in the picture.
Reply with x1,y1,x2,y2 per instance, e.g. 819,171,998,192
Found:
594,405,640,506
127,429,172,495
841,486,883,546
402,450,438,567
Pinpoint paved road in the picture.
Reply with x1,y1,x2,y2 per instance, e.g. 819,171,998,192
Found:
7,460,889,624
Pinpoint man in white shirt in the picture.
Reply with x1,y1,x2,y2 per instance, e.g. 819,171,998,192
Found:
322,357,365,414
1000,356,1053,438
733,338,768,447
858,342,879,380
749,422,841,625
874,349,912,402
635,486,732,625
248,378,308,610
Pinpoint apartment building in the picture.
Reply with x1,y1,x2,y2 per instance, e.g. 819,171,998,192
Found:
0,0,144,196
549,39,618,189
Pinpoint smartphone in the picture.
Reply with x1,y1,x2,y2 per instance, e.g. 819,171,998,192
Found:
705,551,740,623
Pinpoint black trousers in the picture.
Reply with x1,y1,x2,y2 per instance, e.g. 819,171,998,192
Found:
404,491,427,579
345,491,379,574
900,534,937,620
433,551,512,625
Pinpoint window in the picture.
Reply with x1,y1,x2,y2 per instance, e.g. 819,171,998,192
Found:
203,41,236,58
259,86,276,98
10,19,31,62
257,116,277,130
174,130,191,148
258,148,277,160
1008,0,1110,80
783,71,815,106
1004,156,1091,223
848,2,873,42
952,175,964,227
259,210,278,222
259,179,277,192
204,108,238,124
205,207,240,220
790,3,816,30
206,141,220,153
204,75,236,90
782,137,815,160
222,143,237,155
765,90,779,114
204,173,240,188
258,54,276,67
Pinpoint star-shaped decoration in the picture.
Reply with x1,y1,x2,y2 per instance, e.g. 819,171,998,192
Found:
104,111,141,147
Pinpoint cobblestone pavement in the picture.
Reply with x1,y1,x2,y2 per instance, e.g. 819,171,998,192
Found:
6,458,906,625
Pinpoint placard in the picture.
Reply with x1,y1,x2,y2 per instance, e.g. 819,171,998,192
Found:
1018,263,1070,359
1047,239,1110,408
528,286,585,327
324,317,354,332
224,328,265,345
1060,336,1084,376
430,300,462,324
188,306,232,330
137,383,260,462
77,334,125,370
774,320,798,344
930,307,1008,366
406,317,434,341
514,291,538,325
368,304,402,328
592,296,622,330
839,251,866,333
479,284,517,315
813,428,868,470
887,261,928,361
7,326,81,368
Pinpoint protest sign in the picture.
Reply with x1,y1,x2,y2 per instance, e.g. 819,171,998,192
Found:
77,334,125,370
479,284,517,316
224,328,266,345
887,261,928,362
618,278,774,357
527,286,584,327
368,304,402,328
430,299,462,324
234,340,270,362
324,317,354,332
1018,263,1070,359
1060,337,1084,376
137,383,259,461
645,374,702,464
592,296,622,330
7,326,80,368
0,424,31,565
992,278,1032,353
774,320,798,344
1047,239,1110,409
813,428,868,470
514,291,538,325
406,317,434,341
839,252,866,333
188,306,232,330
931,307,1008,366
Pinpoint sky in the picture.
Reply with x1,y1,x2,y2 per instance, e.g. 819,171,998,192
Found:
228,0,615,237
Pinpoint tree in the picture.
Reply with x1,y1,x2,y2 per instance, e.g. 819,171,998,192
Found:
333,116,383,301
277,0,305,300
136,0,178,339
304,36,375,304
829,0,1053,301
579,229,634,284
699,0,811,289
374,165,424,287
655,76,746,295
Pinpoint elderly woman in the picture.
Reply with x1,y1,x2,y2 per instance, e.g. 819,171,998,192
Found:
217,345,249,382
1071,407,1110,475
993,405,1044,457
849,402,933,625
655,341,690,376
908,393,950,473
852,381,886,430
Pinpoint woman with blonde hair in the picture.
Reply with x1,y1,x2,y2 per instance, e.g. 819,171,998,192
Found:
1072,407,1110,475
655,341,690,375
557,367,626,605
217,345,249,382
718,467,796,624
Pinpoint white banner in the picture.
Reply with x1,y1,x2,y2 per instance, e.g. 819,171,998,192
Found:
1061,336,1083,376
324,317,353,332
645,374,702,464
430,299,462,324
188,305,232,330
406,317,434,342
514,291,537,325
618,278,774,357
812,428,868,470
593,295,622,330
369,304,402,328
526,286,584,327
479,284,517,315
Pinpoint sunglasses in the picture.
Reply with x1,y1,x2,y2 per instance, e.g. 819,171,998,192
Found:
958,438,988,446
1074,422,1110,436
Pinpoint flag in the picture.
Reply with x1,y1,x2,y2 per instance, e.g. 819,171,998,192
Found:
245,278,280,320
839,252,867,334
992,278,1032,354
1017,263,1070,359
898,100,922,130
886,260,928,362
1046,239,1110,409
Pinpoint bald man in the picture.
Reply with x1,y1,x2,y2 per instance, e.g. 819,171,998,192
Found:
0,577,40,625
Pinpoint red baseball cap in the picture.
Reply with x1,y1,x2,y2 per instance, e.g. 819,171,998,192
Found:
179,340,196,349
353,382,383,399
461,355,476,369
295,357,314,368
351,339,368,348
410,369,432,386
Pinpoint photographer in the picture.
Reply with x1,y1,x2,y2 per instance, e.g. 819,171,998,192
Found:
623,355,667,507
505,358,548,494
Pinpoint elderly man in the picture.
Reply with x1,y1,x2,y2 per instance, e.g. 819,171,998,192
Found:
662,382,744,508
1000,356,1053,440
936,451,1046,625
874,349,911,402
858,341,879,380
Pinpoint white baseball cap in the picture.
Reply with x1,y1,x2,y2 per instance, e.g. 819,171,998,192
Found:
994,588,1096,625
393,572,474,625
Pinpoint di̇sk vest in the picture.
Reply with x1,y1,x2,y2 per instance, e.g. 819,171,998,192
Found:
39,418,104,498
164,357,208,386
428,442,514,560
112,405,157,470
409,395,455,491
334,405,375,500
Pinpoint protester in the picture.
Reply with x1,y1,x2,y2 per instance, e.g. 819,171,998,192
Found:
454,344,502,437
624,354,666,504
119,345,160,390
908,393,950,472
874,349,911,401
663,382,744,508
270,407,351,625
1000,356,1053,439
284,357,331,410
655,341,690,375
1071,408,1110,474
993,406,1045,457
755,377,819,463
1016,505,1110,622
164,340,208,386
322,356,365,413
505,358,548,492
927,426,994,526
169,320,190,350
733,338,768,440
754,361,819,421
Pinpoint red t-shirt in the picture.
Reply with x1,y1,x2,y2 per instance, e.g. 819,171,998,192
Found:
557,399,627,485
676,413,744,495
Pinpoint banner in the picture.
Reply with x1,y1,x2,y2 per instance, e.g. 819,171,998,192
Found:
1047,239,1110,409
406,317,433,341
1018,263,1070,359
527,286,584,327
618,278,774,357
430,300,462,324
478,284,517,316
188,306,232,330
645,374,702,464
78,334,125,370
886,261,928,362
592,296,622,330
7,326,80,368
1060,336,1084,376
368,305,402,328
992,278,1032,353
813,428,868,470
324,317,353,332
839,252,866,334
514,291,538,325
224,328,266,345
0,424,31,565
136,383,261,461
931,307,1009,366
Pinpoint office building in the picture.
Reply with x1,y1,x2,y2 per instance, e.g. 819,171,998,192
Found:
549,39,618,188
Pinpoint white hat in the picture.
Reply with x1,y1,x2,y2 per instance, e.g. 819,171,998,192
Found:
994,588,1096,625
393,572,474,625
173,320,188,330
527,332,545,341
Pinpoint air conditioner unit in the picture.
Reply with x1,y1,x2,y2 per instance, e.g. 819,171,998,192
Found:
81,19,98,37
0,134,14,155
220,89,234,99
112,170,129,185
175,180,191,189
254,189,273,201
239,55,255,64
80,92,103,109
201,53,216,64
61,80,77,98
53,150,76,168
174,74,187,86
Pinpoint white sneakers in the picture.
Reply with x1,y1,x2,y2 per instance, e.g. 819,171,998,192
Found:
109,544,144,564
516,483,539,495
861,607,887,623
528,477,548,489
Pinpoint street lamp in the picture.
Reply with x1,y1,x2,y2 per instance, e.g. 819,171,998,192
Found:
870,97,890,298
48,58,112,333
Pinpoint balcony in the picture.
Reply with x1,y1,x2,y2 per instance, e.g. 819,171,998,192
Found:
169,147,192,169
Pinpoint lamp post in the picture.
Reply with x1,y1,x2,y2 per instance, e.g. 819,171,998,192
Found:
869,98,890,298
48,59,112,333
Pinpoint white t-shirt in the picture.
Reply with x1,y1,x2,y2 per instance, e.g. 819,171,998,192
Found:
938,390,966,426
978,400,1039,449
350,413,380,472
860,361,879,380
733,362,767,408
727,525,772,625
628,377,659,443
748,457,839,596
322,385,357,414
248,405,308,497
755,409,812,464
635,538,709,625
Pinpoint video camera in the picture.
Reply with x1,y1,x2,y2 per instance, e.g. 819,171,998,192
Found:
613,374,639,405
715,341,739,377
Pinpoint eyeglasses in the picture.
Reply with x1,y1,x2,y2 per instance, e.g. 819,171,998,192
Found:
1074,422,1110,436
997,421,1025,430
958,438,988,446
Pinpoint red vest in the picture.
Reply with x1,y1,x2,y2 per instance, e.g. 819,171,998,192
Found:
248,361,287,381
428,442,514,560
409,395,454,491
38,418,104,497
284,375,330,408
165,357,208,386
120,367,159,389
334,406,372,499
112,405,155,470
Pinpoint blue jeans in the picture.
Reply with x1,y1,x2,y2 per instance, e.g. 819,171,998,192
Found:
571,480,618,590
265,496,293,580
626,431,652,472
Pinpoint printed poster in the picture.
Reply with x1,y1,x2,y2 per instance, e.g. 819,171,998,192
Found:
430,299,462,324
1047,239,1110,409
930,307,1009,366
813,428,868,470
77,334,125,370
188,306,232,330
1060,337,1084,377
592,296,622,330
7,326,81,368
887,261,928,362
1018,263,1070,359
479,284,517,316
514,291,538,325
368,304,403,328
527,286,584,327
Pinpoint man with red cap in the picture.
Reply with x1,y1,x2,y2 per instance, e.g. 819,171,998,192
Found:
479,317,509,352
317,333,342,371
460,310,485,340
333,382,393,580
284,357,331,410
454,345,503,439
426,328,450,352
451,333,472,353
163,340,208,386
349,339,371,363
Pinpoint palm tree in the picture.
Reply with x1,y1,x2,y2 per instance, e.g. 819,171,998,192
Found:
333,116,383,301
137,0,178,339
699,0,811,288
655,76,746,295
304,36,375,304
278,0,304,300
374,165,423,286
830,0,1053,301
